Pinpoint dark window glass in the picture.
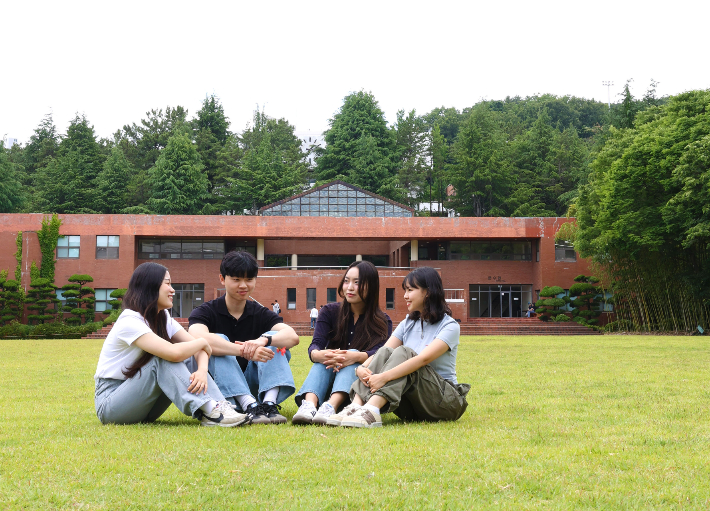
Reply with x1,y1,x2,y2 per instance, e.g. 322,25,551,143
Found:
287,288,297,310
327,288,337,303
306,288,316,309
386,288,395,309
555,241,576,262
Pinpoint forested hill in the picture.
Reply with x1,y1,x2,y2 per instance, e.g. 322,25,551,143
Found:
0,81,668,217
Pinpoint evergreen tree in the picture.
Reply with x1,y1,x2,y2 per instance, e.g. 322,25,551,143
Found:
22,113,59,187
316,91,397,197
448,106,512,217
0,144,25,213
193,95,230,196
30,115,104,213
147,133,209,215
394,109,428,207
97,147,134,214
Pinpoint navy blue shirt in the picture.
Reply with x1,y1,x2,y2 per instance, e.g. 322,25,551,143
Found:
308,302,392,361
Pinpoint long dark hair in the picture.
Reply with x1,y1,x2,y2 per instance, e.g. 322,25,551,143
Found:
402,267,451,324
122,262,173,378
331,261,388,351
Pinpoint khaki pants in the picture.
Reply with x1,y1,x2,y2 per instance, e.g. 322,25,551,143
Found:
350,346,470,422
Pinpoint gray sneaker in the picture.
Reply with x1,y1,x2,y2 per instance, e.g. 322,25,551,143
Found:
243,403,272,425
325,403,361,427
292,401,317,425
262,402,288,424
201,400,248,427
312,403,336,425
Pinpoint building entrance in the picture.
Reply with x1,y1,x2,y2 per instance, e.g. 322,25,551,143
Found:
170,284,205,318
469,284,533,318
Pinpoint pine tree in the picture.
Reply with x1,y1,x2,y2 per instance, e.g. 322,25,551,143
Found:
147,134,209,215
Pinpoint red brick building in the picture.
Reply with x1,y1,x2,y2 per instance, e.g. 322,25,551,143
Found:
0,182,589,324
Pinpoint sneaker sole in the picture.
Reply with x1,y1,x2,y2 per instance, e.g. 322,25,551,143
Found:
340,420,382,428
201,418,248,428
291,415,314,425
269,416,288,425
312,415,331,425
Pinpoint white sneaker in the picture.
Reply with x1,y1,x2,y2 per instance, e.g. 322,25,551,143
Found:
201,400,248,427
292,401,317,425
325,403,361,427
341,407,382,428
312,403,336,425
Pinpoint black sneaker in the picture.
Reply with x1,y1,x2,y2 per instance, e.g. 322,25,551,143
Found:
243,403,271,425
262,402,287,424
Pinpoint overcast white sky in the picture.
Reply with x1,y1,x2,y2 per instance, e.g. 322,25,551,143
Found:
2,0,708,144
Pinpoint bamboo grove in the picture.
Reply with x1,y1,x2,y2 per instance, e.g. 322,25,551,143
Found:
575,90,710,332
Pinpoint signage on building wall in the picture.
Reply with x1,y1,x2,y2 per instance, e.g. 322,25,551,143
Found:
487,276,503,282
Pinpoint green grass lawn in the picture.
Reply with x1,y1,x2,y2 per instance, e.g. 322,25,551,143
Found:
2,335,710,510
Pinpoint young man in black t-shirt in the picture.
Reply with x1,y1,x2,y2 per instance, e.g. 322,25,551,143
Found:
188,251,299,424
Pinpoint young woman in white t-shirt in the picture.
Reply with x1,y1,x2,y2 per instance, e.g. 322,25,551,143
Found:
327,266,470,428
94,262,247,427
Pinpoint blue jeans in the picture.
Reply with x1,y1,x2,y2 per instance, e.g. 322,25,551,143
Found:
294,350,360,407
186,334,295,410
310,318,316,328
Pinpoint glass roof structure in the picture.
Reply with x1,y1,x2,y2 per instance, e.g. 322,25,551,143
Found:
260,181,413,217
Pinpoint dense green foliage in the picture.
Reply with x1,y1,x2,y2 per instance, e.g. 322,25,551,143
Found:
62,274,95,325
36,213,62,281
535,286,568,322
576,90,710,332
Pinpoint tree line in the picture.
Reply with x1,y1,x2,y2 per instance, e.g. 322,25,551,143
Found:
0,80,664,217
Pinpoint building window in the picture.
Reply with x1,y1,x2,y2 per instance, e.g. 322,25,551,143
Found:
327,288,337,303
57,235,80,258
138,239,226,260
95,288,118,312
287,288,297,310
55,289,66,308
96,236,119,259
555,241,576,262
306,288,316,309
386,288,395,309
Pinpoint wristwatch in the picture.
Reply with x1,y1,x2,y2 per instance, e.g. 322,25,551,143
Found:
263,335,273,347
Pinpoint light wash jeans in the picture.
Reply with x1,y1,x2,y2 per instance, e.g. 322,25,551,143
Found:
94,356,225,424
294,349,360,407
185,334,295,411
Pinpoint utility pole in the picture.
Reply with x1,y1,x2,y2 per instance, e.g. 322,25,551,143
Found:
602,81,614,110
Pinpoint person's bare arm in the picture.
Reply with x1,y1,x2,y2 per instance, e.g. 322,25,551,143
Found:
133,331,211,363
188,323,242,357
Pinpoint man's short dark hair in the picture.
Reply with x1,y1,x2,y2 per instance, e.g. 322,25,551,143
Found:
220,250,259,279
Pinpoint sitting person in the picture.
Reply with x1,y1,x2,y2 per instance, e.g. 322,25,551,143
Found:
94,262,246,427
328,266,470,428
526,303,535,318
188,250,299,425
292,261,392,425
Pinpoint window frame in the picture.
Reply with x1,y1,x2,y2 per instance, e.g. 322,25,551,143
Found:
57,235,80,259
385,288,395,310
287,288,297,310
96,235,120,259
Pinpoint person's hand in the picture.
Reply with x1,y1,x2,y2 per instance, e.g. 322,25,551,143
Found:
356,365,372,384
365,372,389,393
320,349,339,369
188,369,209,394
242,339,274,362
324,350,360,371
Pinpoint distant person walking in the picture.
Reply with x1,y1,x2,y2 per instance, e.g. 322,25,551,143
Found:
273,300,281,316
309,306,319,329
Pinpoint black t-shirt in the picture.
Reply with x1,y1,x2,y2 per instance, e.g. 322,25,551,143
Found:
188,296,283,371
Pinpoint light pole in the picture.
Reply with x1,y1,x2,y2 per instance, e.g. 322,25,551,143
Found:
602,81,614,110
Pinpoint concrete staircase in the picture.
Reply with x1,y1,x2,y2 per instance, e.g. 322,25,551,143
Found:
85,318,598,339
84,318,315,339
460,317,600,335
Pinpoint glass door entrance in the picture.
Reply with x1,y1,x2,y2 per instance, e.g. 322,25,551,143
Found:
469,285,532,318
170,284,205,318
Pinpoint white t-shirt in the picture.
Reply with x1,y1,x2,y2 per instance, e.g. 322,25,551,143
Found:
94,309,183,380
392,313,460,383
310,308,318,318
273,303,280,313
